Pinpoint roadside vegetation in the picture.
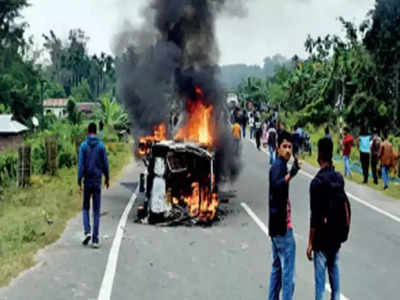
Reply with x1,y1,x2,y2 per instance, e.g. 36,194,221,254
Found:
236,0,400,199
0,1,133,286
0,121,132,286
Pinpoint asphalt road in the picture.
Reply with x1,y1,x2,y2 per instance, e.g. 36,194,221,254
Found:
1,139,400,300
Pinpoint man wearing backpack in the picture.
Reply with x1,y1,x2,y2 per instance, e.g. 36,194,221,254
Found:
307,137,351,300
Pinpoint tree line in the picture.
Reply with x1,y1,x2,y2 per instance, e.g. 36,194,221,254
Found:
237,0,400,135
0,0,117,127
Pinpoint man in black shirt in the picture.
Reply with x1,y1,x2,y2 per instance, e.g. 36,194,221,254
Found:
307,138,345,300
268,131,301,300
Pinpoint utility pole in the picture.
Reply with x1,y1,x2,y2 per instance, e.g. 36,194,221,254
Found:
395,62,399,128
40,80,44,130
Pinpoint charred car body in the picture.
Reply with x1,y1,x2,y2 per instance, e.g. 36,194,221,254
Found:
137,140,218,225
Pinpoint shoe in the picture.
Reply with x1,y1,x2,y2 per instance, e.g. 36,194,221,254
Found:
92,242,100,249
384,186,388,190
82,233,91,246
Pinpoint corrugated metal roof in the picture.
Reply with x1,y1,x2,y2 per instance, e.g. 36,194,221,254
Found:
0,115,28,134
43,98,68,107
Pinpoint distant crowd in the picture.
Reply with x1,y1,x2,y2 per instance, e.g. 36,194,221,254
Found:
231,107,400,191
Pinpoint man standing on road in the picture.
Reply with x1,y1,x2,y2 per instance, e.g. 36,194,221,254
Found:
378,132,394,190
232,120,242,155
249,112,255,139
268,131,301,300
358,128,371,184
370,129,381,185
342,127,354,179
307,137,350,300
241,110,248,138
267,125,277,165
78,122,110,248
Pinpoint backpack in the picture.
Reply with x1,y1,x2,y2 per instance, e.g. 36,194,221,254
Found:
322,172,351,244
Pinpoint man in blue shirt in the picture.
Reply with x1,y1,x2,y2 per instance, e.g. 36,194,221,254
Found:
358,128,371,184
78,123,110,248
268,131,301,300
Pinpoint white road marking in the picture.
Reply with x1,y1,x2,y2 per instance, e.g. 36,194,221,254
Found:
241,202,350,300
248,139,400,224
240,202,269,236
97,187,138,300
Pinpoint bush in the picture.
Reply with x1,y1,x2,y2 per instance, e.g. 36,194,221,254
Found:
0,151,18,188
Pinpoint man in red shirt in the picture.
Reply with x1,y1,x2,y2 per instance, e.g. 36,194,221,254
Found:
342,127,354,178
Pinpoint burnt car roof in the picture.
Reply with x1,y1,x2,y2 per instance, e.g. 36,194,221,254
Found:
152,141,213,159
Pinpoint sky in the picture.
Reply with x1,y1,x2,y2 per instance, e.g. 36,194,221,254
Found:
22,0,375,66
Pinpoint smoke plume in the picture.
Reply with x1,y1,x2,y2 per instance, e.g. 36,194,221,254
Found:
114,0,246,182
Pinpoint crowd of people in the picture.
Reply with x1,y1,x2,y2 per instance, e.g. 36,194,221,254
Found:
340,127,399,190
231,105,399,191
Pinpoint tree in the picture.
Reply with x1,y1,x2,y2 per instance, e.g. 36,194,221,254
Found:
95,95,128,130
0,0,29,48
43,81,66,99
71,79,92,102
0,0,41,125
66,98,82,125
364,0,400,126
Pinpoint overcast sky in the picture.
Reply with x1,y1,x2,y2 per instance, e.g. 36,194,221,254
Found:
22,0,375,66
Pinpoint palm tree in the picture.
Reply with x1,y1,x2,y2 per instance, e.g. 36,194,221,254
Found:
95,95,128,130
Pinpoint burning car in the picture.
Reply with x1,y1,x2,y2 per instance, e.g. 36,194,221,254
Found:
137,140,218,225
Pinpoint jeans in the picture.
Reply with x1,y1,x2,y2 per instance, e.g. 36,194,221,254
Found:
83,184,101,243
268,229,296,300
269,145,275,165
250,127,256,139
371,155,378,184
242,124,246,138
343,156,352,178
314,251,340,300
382,165,389,188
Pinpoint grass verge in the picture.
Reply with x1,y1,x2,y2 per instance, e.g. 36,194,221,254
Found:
0,142,132,287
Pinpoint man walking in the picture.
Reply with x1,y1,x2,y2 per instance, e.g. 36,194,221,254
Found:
232,119,242,155
307,137,351,300
78,122,110,248
358,128,371,184
370,130,381,185
249,113,255,139
378,132,394,190
267,125,277,165
268,131,301,300
241,110,248,138
342,127,354,179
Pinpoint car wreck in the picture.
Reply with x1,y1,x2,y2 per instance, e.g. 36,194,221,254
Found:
137,140,218,225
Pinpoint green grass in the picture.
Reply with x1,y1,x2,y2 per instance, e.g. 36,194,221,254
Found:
300,127,400,199
0,142,132,287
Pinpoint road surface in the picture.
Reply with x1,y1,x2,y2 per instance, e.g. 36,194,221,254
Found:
1,139,399,300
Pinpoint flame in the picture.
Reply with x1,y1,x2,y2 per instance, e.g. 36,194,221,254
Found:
181,182,219,222
137,123,166,156
174,87,214,146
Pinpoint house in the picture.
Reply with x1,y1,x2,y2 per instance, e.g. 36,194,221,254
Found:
0,115,28,152
77,102,98,116
43,98,68,118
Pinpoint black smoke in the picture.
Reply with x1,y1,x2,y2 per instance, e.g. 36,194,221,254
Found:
114,0,246,182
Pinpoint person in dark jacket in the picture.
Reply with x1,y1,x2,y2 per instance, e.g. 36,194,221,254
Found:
78,122,110,248
307,137,345,300
268,131,301,300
